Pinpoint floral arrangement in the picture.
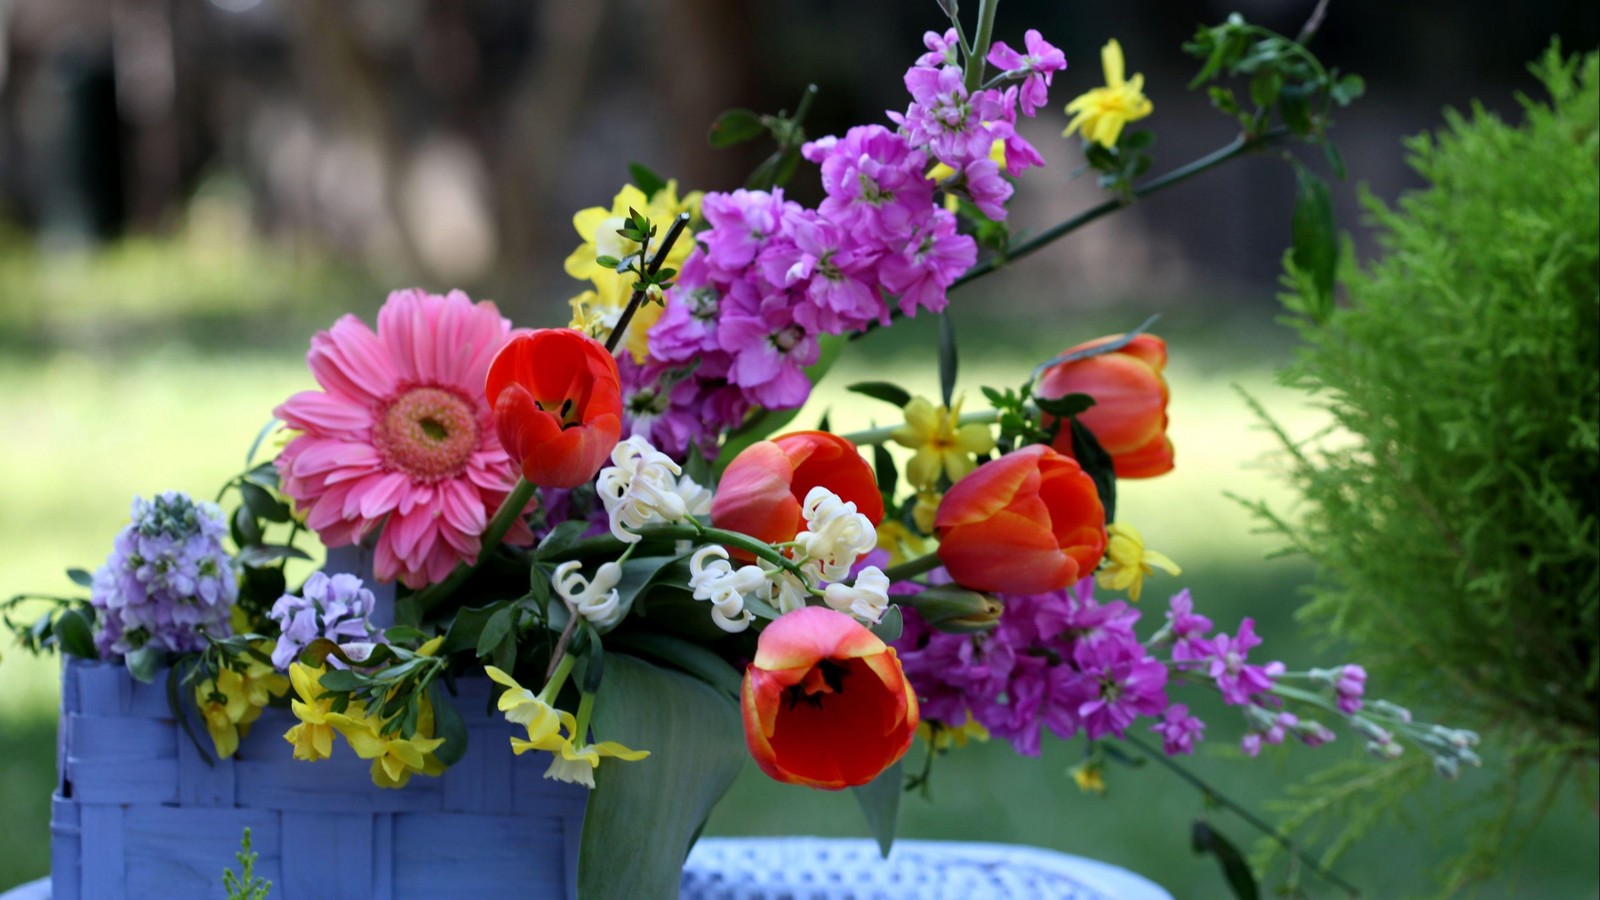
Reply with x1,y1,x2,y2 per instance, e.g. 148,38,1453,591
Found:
6,3,1479,896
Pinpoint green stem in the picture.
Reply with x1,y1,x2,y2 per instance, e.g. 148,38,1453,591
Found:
573,689,597,743
1122,732,1362,897
840,408,1007,446
415,478,536,612
882,552,944,583
951,128,1291,290
962,0,1000,92
605,212,692,356
539,649,577,702
544,522,815,587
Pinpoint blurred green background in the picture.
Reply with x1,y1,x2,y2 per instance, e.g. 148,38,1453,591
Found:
1,0,1597,896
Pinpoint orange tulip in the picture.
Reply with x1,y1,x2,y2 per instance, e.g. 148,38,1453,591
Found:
741,606,919,789
1036,333,1173,478
711,431,884,550
485,329,623,489
934,444,1106,594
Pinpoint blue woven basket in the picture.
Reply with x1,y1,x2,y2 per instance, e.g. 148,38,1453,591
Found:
51,657,587,900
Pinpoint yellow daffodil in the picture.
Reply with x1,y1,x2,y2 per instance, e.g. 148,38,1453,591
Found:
876,520,931,566
913,489,943,535
917,713,990,751
1071,760,1107,795
1095,522,1181,602
1063,39,1153,148
891,395,997,491
544,738,650,790
325,710,447,789
283,662,339,762
485,665,570,748
564,182,703,363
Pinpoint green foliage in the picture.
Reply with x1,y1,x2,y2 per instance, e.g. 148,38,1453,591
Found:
222,827,272,900
1253,44,1600,887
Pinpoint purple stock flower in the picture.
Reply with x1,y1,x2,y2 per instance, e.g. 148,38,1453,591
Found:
699,189,794,278
1151,703,1205,755
804,125,935,243
1335,664,1367,714
761,209,885,334
1165,589,1214,664
1204,618,1285,705
878,209,976,317
916,28,961,68
90,492,237,659
960,158,1013,220
896,65,1005,168
268,570,382,669
986,29,1067,117
716,282,820,409
1060,635,1169,740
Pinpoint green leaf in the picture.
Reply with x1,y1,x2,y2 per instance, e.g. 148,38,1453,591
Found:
869,605,903,643
318,669,366,692
627,162,668,199
707,109,766,148
232,505,262,547
235,544,312,568
580,627,606,693
125,645,163,684
168,663,213,768
241,460,279,491
848,382,913,409
383,625,430,644
605,631,744,698
873,444,899,504
1069,419,1117,524
1248,69,1283,110
429,682,470,767
1192,820,1260,900
1034,393,1096,419
852,760,904,858
1277,83,1314,135
937,312,958,408
66,568,94,588
1330,73,1365,106
1032,314,1161,375
54,608,98,658
745,150,783,191
580,654,745,899
475,604,515,658
536,520,591,561
238,481,291,523
1291,163,1338,323
772,145,803,188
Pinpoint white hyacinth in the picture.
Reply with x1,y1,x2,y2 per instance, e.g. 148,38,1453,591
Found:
552,560,626,630
596,436,712,544
793,486,879,582
823,566,892,625
687,546,763,632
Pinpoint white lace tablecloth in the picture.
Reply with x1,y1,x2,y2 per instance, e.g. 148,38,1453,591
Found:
3,837,1171,900
680,837,1172,900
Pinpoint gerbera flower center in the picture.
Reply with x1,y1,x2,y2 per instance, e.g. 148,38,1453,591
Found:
374,386,480,482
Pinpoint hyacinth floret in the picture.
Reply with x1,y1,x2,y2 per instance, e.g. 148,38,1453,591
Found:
90,492,237,658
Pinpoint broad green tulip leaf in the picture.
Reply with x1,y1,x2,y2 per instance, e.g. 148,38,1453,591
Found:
606,630,743,699
580,654,745,899
852,759,904,859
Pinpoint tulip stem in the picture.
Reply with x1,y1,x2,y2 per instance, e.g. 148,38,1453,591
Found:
605,211,694,357
882,552,944,583
413,477,536,613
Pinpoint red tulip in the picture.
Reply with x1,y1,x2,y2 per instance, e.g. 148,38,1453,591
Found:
711,431,884,549
934,444,1106,594
484,329,623,489
741,606,919,789
1036,333,1173,478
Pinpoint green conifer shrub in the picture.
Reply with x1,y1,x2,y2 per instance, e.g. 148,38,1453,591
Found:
1250,44,1598,888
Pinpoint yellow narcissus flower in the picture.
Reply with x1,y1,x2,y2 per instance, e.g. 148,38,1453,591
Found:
913,489,942,536
564,182,703,363
876,520,931,567
1063,39,1153,148
484,665,571,752
544,737,650,790
917,713,990,751
325,708,447,790
1096,522,1181,602
283,662,339,762
891,395,997,491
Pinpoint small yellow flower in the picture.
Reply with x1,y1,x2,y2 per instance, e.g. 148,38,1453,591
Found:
912,490,942,535
1096,522,1181,602
283,662,339,762
564,181,703,363
891,395,997,491
917,713,990,751
544,738,650,790
485,666,570,749
326,709,447,790
876,520,931,566
1063,39,1153,148
196,650,289,760
1071,760,1107,795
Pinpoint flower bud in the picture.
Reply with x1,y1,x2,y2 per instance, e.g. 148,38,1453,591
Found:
900,585,1003,633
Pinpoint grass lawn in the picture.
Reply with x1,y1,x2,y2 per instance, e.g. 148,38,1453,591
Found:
1,326,1595,896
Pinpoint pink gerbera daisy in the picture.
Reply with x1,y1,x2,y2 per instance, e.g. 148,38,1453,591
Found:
275,288,533,589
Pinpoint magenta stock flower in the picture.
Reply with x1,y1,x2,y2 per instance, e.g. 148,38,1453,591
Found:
716,283,820,409
916,28,961,68
1204,618,1285,705
1165,588,1214,663
961,158,1013,220
275,289,532,588
1151,703,1205,755
897,65,1006,168
1060,637,1169,741
878,209,976,317
805,125,935,243
986,29,1067,117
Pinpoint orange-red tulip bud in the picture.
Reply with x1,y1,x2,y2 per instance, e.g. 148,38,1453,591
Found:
484,329,623,489
934,444,1106,594
1037,333,1174,479
711,431,884,551
741,606,919,789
